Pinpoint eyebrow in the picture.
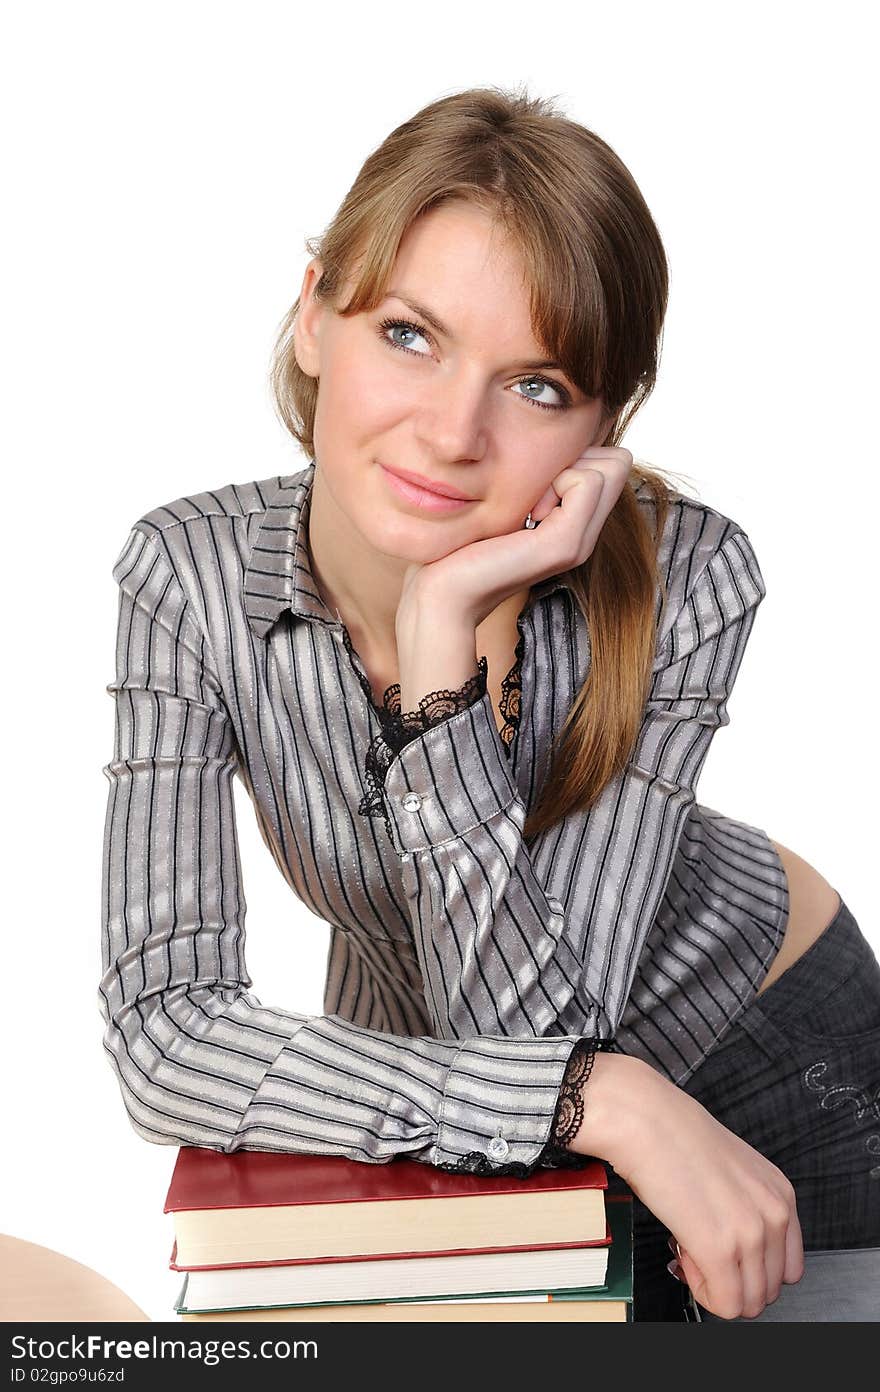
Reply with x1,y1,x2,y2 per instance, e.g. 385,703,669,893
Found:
384,288,566,374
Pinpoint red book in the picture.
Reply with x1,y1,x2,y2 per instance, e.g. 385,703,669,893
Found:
164,1147,610,1270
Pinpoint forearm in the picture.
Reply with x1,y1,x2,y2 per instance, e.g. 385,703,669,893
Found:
362,592,602,1039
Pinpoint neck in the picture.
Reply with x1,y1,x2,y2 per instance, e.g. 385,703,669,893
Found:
307,465,406,655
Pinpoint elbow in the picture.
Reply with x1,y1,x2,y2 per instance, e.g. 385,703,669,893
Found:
104,1052,191,1149
98,992,235,1153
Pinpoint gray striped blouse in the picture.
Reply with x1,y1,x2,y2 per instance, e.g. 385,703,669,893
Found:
99,459,789,1173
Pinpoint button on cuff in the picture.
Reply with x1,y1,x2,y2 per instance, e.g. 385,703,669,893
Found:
434,1035,584,1172
487,1134,510,1161
381,691,520,854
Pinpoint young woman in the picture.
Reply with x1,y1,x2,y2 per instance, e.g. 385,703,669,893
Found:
100,86,880,1322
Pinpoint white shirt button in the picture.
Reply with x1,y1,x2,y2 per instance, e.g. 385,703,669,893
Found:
401,792,422,812
487,1135,510,1161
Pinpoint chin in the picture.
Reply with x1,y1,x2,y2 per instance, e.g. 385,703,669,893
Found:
371,512,468,566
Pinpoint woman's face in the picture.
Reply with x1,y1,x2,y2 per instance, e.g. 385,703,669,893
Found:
294,199,611,569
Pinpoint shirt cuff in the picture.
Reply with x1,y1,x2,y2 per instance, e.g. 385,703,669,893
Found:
372,689,520,855
431,1035,589,1176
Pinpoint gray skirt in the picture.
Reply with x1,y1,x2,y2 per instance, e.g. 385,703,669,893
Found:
631,894,880,1321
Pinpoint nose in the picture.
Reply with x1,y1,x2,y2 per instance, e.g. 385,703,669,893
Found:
412,364,489,465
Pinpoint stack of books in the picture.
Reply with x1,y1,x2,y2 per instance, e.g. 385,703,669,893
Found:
165,1148,633,1322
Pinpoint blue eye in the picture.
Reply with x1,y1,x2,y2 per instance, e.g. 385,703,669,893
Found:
375,316,571,412
511,378,567,411
377,317,431,355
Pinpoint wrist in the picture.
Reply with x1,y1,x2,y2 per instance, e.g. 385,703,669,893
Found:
396,578,479,639
568,1050,659,1172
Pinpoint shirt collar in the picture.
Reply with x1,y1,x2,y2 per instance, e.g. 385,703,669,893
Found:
244,458,578,640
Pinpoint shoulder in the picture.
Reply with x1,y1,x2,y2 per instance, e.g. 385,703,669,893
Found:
122,467,309,542
633,475,761,583
109,465,313,634
630,475,766,638
111,463,312,575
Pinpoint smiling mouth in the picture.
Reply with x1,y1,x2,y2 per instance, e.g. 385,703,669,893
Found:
379,463,477,512
381,463,476,500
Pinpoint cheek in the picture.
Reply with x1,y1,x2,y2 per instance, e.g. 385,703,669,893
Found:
500,427,574,491
316,342,413,442
481,423,583,526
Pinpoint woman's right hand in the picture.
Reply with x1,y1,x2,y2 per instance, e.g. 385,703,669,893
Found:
572,1051,806,1320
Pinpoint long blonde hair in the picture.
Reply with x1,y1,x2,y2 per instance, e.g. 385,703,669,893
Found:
270,85,685,840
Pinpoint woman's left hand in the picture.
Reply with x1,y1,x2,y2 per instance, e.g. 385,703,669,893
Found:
398,446,634,629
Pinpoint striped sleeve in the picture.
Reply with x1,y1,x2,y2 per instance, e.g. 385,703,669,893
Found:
98,525,587,1169
370,526,766,1042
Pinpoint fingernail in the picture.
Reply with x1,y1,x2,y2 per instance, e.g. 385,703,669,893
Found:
666,1260,682,1282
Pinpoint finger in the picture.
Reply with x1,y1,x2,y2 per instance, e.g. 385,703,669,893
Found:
551,447,630,498
554,465,620,556
676,1250,715,1313
556,450,629,488
573,447,633,498
666,1235,685,1284
560,455,631,515
761,1205,791,1307
525,455,628,572
554,465,607,503
679,1246,742,1322
536,449,630,522
738,1247,769,1320
762,1238,786,1309
528,481,564,524
535,466,604,536
577,445,634,471
783,1205,805,1285
551,463,606,502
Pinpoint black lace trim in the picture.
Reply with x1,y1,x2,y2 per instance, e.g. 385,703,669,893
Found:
498,625,525,754
538,1037,603,1166
347,619,525,842
356,658,490,840
433,1148,593,1180
374,658,490,754
435,1039,615,1178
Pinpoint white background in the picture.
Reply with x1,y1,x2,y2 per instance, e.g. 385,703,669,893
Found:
2,0,876,1324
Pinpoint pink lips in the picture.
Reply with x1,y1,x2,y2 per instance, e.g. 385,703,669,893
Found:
380,463,476,514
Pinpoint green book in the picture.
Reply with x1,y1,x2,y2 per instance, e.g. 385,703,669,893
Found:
549,1197,633,1305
